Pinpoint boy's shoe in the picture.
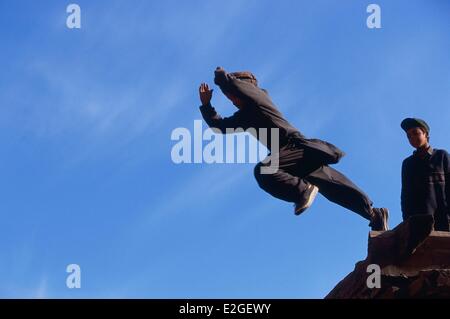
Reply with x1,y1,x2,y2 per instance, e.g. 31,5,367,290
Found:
370,207,390,231
294,184,319,215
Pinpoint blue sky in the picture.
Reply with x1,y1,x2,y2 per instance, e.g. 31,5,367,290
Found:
0,0,449,298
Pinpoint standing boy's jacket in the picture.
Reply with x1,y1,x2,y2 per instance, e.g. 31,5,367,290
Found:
199,68,345,165
401,148,450,230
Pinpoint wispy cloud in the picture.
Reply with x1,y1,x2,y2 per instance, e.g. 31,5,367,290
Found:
33,276,48,299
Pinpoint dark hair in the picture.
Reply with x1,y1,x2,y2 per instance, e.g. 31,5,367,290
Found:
229,71,258,87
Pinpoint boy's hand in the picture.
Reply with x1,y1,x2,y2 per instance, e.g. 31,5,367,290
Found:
199,83,213,106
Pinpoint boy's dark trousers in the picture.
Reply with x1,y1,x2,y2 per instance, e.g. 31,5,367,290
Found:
254,143,374,221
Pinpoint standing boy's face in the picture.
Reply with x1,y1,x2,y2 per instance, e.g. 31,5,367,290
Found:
406,127,428,149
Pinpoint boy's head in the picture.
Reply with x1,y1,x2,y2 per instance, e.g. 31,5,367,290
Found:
401,118,430,149
214,67,259,109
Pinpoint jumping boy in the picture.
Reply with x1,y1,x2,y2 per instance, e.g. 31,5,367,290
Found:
198,67,389,231
400,118,450,231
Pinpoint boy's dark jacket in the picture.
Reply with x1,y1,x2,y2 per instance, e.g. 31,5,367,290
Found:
199,68,345,165
401,148,450,230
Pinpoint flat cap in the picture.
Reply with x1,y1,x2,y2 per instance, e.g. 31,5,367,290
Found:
400,118,430,133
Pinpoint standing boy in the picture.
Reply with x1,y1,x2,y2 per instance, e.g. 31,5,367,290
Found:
401,118,450,231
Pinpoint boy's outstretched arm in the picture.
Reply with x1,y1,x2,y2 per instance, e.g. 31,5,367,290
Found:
198,82,244,134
